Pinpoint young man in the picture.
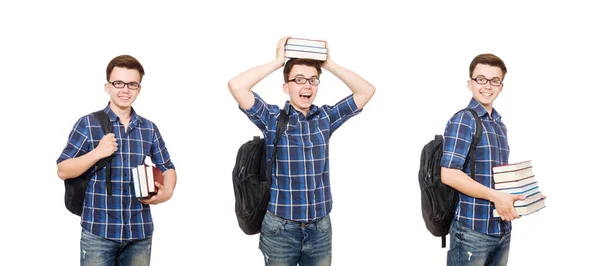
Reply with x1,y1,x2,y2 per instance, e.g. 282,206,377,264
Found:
57,55,177,266
441,54,523,266
228,36,375,266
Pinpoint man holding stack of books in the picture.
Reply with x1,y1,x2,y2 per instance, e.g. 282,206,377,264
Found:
228,36,375,266
440,54,546,266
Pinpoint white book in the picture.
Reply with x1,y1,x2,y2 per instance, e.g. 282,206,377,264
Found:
494,176,536,190
285,44,327,54
493,160,532,173
131,166,141,198
493,198,545,218
493,167,535,183
137,164,149,198
496,181,538,195
514,192,543,207
146,165,156,193
286,38,326,48
285,50,327,61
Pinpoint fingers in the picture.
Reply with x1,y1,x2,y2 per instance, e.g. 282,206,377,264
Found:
279,36,291,46
104,133,118,152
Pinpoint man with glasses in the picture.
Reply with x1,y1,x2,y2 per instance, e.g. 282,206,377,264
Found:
441,53,521,266
57,55,177,266
228,36,375,265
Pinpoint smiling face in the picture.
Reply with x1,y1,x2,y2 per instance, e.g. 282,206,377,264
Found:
468,64,503,113
283,64,319,115
104,67,142,111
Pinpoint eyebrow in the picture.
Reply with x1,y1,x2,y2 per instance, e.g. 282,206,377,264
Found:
475,75,501,80
293,75,319,78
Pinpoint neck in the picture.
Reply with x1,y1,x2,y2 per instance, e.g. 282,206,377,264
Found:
290,103,308,116
109,101,132,121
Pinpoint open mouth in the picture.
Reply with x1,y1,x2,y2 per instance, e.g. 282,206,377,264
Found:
300,93,312,99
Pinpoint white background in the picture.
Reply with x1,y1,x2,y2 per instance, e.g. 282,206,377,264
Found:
1,1,598,265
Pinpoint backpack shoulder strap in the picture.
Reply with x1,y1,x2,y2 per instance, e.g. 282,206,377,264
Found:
459,108,483,180
92,110,114,196
267,110,290,181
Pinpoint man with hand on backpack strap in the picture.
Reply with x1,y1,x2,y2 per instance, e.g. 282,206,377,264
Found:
57,55,177,266
441,53,546,266
228,36,375,266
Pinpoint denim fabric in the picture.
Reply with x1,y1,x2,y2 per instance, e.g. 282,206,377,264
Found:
447,220,511,266
259,211,332,266
80,229,152,266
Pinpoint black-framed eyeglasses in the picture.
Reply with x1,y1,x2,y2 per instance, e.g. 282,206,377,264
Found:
108,80,140,90
286,77,320,85
471,76,503,87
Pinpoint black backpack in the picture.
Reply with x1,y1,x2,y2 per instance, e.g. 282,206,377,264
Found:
233,110,288,235
418,108,482,248
64,110,114,216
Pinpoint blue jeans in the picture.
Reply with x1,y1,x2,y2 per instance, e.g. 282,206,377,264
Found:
447,220,511,266
259,211,332,266
80,229,152,266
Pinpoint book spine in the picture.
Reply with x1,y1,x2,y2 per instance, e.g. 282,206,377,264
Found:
138,165,148,198
286,38,326,48
146,165,156,193
285,44,327,54
285,50,327,61
131,167,141,198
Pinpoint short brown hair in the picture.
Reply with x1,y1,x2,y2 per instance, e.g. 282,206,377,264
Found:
106,55,145,82
469,53,507,80
283,58,322,81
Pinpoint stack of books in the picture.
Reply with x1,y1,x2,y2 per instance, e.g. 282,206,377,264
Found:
492,160,545,217
131,164,163,198
285,38,327,61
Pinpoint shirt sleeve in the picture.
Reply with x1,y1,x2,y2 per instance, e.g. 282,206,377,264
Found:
322,94,362,135
150,122,175,172
57,116,91,164
440,111,476,170
239,92,279,135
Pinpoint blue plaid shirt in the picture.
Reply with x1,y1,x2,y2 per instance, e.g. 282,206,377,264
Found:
57,104,175,242
241,92,361,222
440,98,511,236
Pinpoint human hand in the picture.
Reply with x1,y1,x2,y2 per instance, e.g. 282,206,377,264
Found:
94,133,117,159
139,182,173,205
492,191,526,221
275,36,291,67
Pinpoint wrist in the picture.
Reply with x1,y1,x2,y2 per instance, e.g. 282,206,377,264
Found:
90,149,102,161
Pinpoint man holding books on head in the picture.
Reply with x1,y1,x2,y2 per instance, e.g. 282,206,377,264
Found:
57,55,177,266
441,54,526,266
228,36,375,266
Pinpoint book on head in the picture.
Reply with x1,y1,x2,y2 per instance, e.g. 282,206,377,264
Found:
285,37,327,61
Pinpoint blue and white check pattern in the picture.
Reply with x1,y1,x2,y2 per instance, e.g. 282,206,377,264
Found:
242,92,361,222
440,98,511,236
57,104,175,242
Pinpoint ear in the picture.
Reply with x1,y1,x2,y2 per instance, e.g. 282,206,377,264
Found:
467,80,473,92
104,83,110,94
498,84,503,93
282,83,289,95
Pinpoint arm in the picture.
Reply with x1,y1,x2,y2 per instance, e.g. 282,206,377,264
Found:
228,36,289,110
321,44,376,110
57,133,118,180
441,167,525,221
